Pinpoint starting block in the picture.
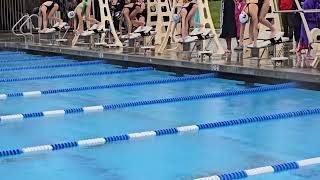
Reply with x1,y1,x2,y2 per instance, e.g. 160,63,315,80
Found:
39,22,69,34
39,22,70,45
72,24,107,47
122,26,156,54
177,28,214,61
247,31,289,67
311,28,320,69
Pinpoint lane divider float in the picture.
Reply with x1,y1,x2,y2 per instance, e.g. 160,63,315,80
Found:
0,73,214,100
0,107,319,158
194,157,320,180
0,67,153,83
0,60,104,72
0,56,64,63
0,52,26,56
0,83,296,122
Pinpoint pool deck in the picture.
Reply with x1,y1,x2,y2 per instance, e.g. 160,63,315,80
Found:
0,33,319,84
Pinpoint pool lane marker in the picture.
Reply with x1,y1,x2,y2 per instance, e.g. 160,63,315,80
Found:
0,107,319,158
0,56,64,63
0,60,104,72
0,82,296,122
0,67,153,83
0,52,25,56
194,157,320,180
0,73,214,100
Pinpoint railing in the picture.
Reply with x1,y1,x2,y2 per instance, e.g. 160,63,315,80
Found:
19,14,39,43
11,14,29,37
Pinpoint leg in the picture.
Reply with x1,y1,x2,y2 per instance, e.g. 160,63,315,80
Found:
187,5,203,28
85,16,101,25
226,38,232,51
85,0,93,20
132,17,145,28
47,4,60,22
249,4,259,46
129,7,141,19
40,6,48,30
281,13,289,38
76,10,84,33
123,8,133,33
251,16,259,46
180,9,188,39
258,0,276,37
291,13,301,48
239,23,246,47
249,19,254,42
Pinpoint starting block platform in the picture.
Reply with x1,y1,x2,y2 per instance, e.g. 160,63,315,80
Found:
246,32,290,68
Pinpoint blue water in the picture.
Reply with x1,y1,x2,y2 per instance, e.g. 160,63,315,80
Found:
0,52,320,180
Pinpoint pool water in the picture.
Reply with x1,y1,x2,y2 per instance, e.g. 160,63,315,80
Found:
0,51,320,180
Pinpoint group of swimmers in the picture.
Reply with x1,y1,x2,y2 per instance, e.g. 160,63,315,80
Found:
221,0,320,53
219,0,278,51
31,0,205,40
31,0,318,52
32,0,149,35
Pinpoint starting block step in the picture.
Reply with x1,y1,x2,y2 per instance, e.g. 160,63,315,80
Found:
141,46,155,49
178,36,198,43
56,39,68,42
271,57,289,68
271,57,289,61
198,50,213,55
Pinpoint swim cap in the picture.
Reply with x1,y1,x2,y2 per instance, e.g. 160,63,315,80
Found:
68,11,75,19
172,14,180,23
239,11,249,24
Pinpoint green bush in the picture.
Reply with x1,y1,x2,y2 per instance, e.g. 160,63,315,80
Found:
208,0,221,28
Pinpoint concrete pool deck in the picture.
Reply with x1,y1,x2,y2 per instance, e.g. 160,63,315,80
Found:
0,33,319,84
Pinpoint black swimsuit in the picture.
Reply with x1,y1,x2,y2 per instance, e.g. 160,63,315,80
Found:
45,0,59,11
246,0,264,17
183,2,196,16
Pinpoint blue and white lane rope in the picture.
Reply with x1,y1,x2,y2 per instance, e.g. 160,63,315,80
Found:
0,60,103,72
0,67,153,83
0,56,64,63
0,52,25,56
0,74,214,100
0,83,296,122
0,107,319,158
194,157,320,180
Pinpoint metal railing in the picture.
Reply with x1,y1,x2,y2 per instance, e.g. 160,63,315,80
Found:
11,14,29,36
19,14,39,43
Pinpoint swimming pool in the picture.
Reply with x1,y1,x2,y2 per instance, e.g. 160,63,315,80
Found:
0,51,320,180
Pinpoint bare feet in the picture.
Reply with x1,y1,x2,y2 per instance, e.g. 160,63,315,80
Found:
270,30,277,39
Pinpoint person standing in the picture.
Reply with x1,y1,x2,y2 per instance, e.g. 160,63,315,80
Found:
279,0,302,49
298,0,319,51
220,0,237,53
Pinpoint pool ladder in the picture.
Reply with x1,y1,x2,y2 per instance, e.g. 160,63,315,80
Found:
12,14,40,44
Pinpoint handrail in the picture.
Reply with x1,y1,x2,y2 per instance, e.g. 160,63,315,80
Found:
19,14,39,43
20,14,39,38
11,14,29,36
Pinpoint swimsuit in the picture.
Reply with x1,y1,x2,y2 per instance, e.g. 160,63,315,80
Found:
45,0,60,12
246,0,264,17
82,0,88,14
182,2,196,16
